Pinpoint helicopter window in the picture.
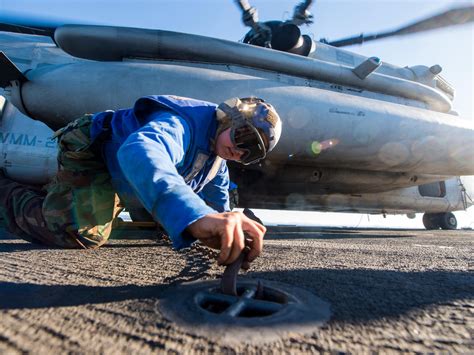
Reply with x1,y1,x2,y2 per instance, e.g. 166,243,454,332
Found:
418,182,446,198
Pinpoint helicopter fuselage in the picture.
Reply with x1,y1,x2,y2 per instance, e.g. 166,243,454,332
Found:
0,28,473,218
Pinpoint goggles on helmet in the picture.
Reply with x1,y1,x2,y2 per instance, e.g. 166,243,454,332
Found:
218,97,276,165
231,120,267,165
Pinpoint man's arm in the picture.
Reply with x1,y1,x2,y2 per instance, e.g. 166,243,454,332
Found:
116,114,215,249
117,113,266,267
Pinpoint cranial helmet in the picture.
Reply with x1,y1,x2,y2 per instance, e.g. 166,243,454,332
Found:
216,97,282,165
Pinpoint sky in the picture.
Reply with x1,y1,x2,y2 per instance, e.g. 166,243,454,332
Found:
1,0,473,228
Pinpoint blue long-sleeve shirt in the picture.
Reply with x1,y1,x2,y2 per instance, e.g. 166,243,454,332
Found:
91,96,230,249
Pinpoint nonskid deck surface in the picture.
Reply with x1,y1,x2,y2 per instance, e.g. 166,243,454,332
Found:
0,226,472,353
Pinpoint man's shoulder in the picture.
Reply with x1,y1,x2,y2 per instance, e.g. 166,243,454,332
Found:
150,95,217,109
135,95,217,112
133,95,217,126
148,111,191,134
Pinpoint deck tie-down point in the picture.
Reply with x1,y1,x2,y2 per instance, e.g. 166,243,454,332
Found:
196,282,287,318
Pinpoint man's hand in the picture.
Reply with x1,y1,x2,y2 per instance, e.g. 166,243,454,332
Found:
187,211,266,269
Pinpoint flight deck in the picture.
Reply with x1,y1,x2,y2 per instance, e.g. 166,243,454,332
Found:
0,225,472,353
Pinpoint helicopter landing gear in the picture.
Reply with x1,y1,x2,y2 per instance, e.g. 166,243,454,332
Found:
422,213,438,230
438,212,457,230
422,212,457,230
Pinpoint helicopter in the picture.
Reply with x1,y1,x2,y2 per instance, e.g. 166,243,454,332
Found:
0,0,473,230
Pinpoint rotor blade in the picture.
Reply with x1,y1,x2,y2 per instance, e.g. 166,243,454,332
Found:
235,0,252,11
395,5,474,35
292,0,314,25
0,22,55,37
325,5,474,47
0,52,27,88
294,0,313,14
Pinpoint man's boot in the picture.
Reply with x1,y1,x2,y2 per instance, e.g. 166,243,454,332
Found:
0,169,49,243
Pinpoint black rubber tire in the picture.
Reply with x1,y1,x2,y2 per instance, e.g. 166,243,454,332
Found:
438,212,457,230
422,213,439,230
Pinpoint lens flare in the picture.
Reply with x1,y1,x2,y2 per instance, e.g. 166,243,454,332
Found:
311,139,339,155
311,141,322,155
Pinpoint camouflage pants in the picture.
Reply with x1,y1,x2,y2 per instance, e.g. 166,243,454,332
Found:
0,115,122,248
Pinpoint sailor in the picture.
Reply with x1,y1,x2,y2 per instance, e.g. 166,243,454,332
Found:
0,95,282,269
